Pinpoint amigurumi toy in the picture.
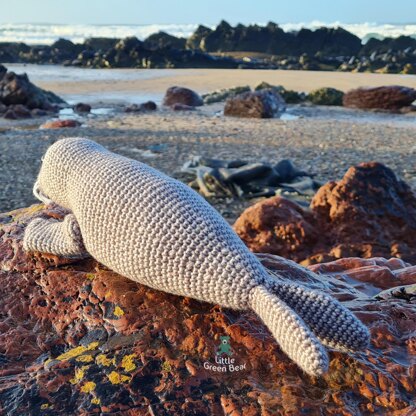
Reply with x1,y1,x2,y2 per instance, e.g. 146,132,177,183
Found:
23,138,370,376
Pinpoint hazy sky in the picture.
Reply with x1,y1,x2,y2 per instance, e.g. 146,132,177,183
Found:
0,0,415,24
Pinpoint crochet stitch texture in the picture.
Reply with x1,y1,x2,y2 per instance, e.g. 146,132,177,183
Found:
23,138,370,376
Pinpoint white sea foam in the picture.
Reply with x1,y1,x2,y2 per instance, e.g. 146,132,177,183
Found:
0,22,414,45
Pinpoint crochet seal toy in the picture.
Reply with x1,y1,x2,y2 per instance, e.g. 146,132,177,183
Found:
23,138,370,376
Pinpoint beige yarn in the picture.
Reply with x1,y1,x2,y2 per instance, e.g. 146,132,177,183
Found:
23,138,370,376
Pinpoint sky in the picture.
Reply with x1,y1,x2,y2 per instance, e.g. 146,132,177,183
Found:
0,0,415,25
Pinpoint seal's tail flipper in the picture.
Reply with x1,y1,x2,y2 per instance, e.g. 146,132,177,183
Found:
23,214,89,258
250,285,329,377
269,281,370,352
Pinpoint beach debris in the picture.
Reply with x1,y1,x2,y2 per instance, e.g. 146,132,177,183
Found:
124,101,157,113
73,103,91,113
235,162,416,265
202,86,251,104
224,89,286,118
182,156,317,199
162,86,203,107
343,85,416,110
1,203,415,414
40,119,81,129
307,87,344,106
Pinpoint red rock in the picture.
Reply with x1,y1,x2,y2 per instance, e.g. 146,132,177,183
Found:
343,85,416,110
235,162,416,265
224,89,286,118
162,86,203,107
0,205,415,414
40,119,81,129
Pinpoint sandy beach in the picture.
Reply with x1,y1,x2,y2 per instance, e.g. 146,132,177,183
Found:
8,65,416,103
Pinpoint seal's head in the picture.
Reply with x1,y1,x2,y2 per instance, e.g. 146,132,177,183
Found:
34,137,103,209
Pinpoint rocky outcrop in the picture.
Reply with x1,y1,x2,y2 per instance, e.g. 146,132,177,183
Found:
343,86,416,110
1,23,415,73
0,66,65,118
235,162,416,265
143,32,187,50
162,86,203,107
0,205,415,415
308,87,344,106
224,89,286,118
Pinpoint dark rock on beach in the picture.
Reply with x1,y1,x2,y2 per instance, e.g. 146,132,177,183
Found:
73,102,91,113
0,68,65,111
235,162,416,265
0,205,415,414
162,86,203,107
308,87,344,106
124,101,157,113
224,89,286,118
343,86,416,110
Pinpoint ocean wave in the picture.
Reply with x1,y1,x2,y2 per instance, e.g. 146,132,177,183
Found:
0,22,414,45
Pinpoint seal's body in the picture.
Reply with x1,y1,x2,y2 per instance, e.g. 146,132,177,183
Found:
24,138,370,376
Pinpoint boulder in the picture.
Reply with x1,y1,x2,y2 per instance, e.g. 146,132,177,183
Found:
235,162,416,265
307,87,344,106
224,89,286,118
0,205,415,414
0,70,65,110
162,86,203,107
343,86,416,110
40,119,81,129
73,103,91,113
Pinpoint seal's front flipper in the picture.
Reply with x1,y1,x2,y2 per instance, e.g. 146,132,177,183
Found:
269,280,370,352
23,214,89,258
250,285,328,377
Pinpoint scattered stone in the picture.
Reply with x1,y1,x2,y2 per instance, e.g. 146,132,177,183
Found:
235,162,416,265
171,103,196,111
254,82,305,103
224,89,286,118
343,86,416,110
124,101,157,113
182,157,317,199
40,119,81,129
73,103,91,113
11,104,32,118
202,86,251,104
162,86,203,107
0,204,415,414
30,108,48,117
307,87,344,106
